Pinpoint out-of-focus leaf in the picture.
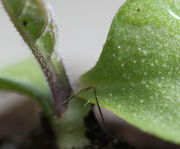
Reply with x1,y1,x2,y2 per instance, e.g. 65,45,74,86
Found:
0,58,53,114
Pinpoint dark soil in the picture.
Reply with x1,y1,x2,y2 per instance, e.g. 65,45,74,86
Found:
20,115,58,149
0,111,137,149
0,111,179,149
84,110,135,149
0,114,58,149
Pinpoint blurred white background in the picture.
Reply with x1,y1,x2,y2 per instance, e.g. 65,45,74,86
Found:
0,0,125,84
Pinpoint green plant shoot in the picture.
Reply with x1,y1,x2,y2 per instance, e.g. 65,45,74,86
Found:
2,0,71,113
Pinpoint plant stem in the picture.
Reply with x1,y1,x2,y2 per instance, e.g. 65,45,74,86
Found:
52,99,92,149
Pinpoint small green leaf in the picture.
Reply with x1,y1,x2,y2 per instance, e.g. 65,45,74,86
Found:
0,58,53,114
2,0,71,113
79,0,180,144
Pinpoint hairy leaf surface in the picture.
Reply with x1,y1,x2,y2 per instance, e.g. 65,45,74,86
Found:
79,0,180,143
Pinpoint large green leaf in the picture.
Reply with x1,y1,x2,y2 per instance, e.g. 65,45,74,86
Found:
2,0,71,113
79,0,180,144
0,58,53,114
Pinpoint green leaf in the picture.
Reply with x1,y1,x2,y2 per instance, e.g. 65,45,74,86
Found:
2,0,71,113
79,0,180,144
0,58,53,114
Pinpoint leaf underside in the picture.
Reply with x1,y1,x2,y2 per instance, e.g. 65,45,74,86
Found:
79,0,180,144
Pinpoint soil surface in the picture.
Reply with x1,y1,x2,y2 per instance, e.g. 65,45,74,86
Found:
0,111,136,149
0,111,180,149
84,110,135,149
0,114,58,149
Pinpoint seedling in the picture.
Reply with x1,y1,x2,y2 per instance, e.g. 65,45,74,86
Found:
0,0,179,148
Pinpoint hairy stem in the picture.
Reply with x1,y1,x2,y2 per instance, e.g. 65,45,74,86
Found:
2,0,72,113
